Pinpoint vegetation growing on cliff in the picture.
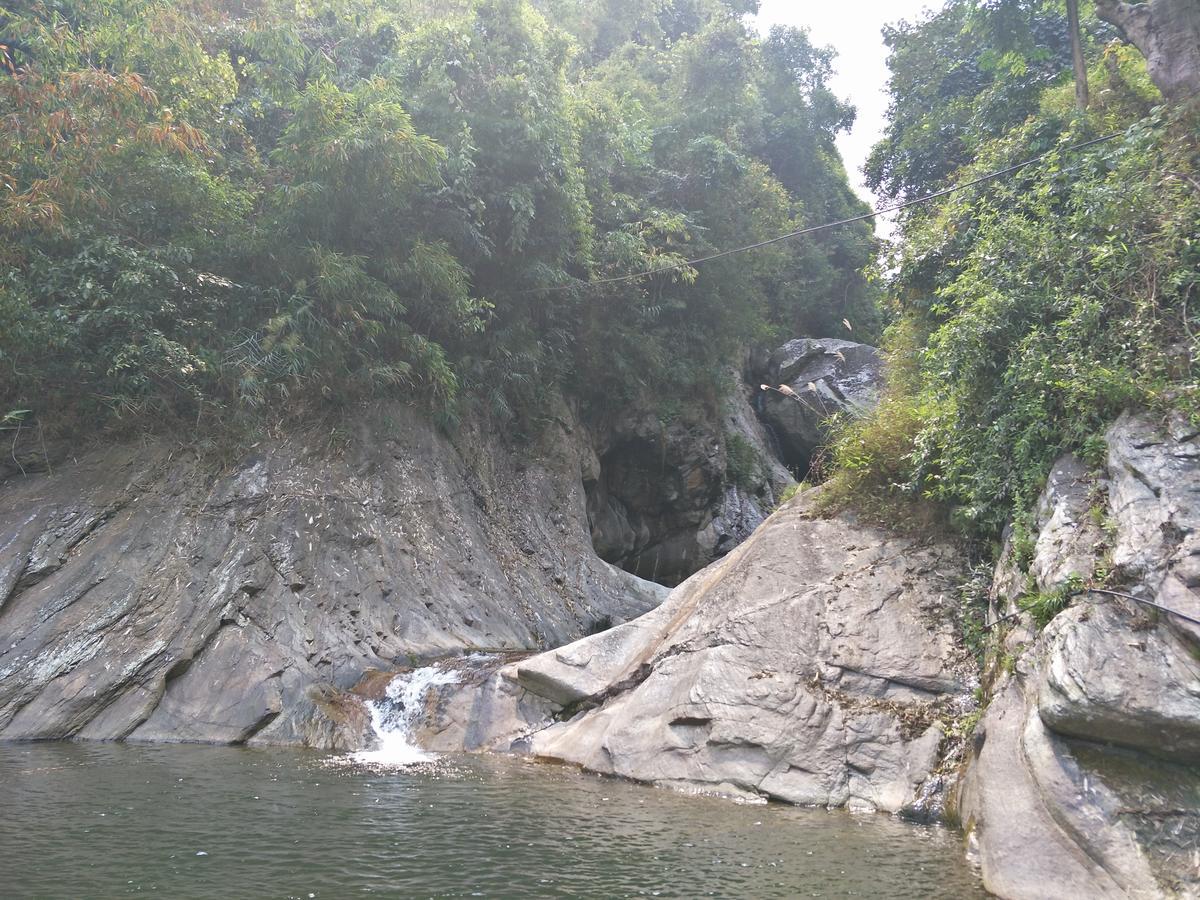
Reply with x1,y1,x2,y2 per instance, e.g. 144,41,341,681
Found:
5,0,1196,548
0,0,874,434
825,0,1200,539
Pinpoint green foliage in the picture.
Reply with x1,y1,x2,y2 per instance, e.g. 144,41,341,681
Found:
826,0,1199,540
866,0,1114,203
777,482,801,505
0,0,874,435
902,107,1196,535
724,432,762,490
1018,575,1084,629
819,318,944,528
948,705,984,743
2,238,222,421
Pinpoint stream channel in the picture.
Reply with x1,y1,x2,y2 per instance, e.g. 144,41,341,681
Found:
0,664,986,898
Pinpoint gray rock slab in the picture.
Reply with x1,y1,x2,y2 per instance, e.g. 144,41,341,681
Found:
758,338,882,471
957,410,1200,898
516,490,976,811
0,401,664,746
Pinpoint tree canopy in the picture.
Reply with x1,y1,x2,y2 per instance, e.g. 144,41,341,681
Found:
0,0,875,433
828,0,1199,541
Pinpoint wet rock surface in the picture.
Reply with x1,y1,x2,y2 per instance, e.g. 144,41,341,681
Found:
512,490,977,811
0,402,665,747
956,411,1200,899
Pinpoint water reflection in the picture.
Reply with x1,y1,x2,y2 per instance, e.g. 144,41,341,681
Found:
0,743,983,898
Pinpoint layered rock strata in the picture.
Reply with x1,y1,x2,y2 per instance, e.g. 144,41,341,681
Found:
956,412,1200,899
0,402,665,747
508,491,977,811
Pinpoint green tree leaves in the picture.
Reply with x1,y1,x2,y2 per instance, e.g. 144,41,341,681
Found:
829,0,1198,538
1,0,874,434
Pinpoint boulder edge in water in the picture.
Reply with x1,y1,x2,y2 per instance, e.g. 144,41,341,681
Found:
513,489,978,811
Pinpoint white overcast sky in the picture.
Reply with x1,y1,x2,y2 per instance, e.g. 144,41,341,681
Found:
752,1,946,228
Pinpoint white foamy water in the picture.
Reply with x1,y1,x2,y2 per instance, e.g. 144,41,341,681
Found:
350,665,460,767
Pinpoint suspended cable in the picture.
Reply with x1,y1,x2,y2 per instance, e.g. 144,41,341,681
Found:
511,130,1126,296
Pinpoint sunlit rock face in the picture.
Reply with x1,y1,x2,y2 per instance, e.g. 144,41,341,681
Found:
512,489,977,813
756,338,882,475
0,400,665,748
957,411,1200,900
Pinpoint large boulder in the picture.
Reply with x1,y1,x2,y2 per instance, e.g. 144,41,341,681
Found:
513,490,978,811
0,400,666,747
956,411,1200,899
757,338,882,474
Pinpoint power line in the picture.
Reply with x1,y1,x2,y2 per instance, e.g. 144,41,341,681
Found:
985,585,1200,631
512,130,1125,296
1087,587,1200,628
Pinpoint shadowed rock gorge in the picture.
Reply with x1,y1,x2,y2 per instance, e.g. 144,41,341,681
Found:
3,0,1199,896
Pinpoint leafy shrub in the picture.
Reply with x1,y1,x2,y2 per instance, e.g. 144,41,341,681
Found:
724,432,763,490
903,108,1197,536
825,1,1199,540
819,318,943,526
1018,576,1083,629
0,0,876,437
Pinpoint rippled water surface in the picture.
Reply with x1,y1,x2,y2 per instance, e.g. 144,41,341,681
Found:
0,743,984,898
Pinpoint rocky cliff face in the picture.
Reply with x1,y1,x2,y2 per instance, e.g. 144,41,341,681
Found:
584,379,793,585
523,492,977,811
584,336,885,585
397,406,1200,899
0,401,666,747
7,332,1196,897
0,335,903,756
757,338,883,475
1,331,869,749
956,412,1200,899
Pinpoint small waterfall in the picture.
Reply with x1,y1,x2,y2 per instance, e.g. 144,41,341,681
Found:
351,664,460,767
751,386,788,467
760,420,783,463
